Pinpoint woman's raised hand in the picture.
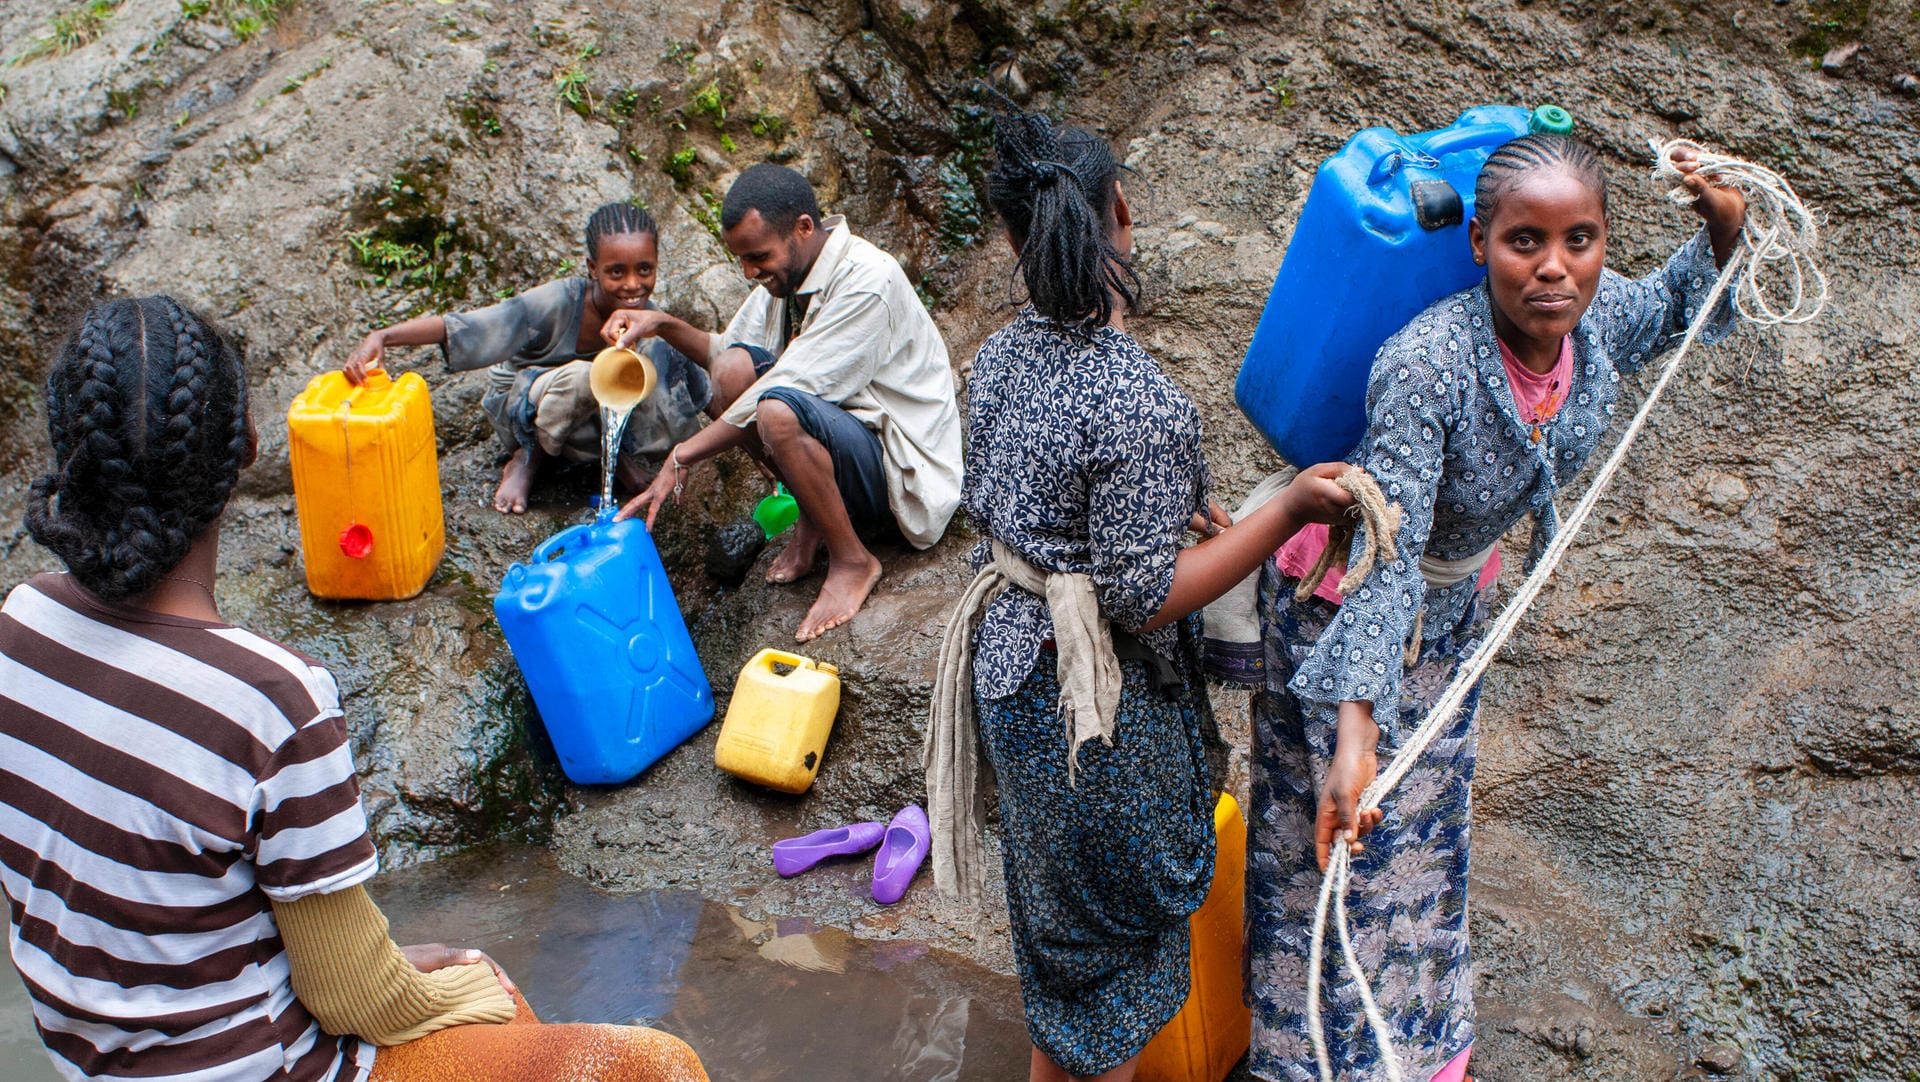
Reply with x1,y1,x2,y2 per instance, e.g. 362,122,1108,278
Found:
1669,145,1747,265
1283,462,1358,526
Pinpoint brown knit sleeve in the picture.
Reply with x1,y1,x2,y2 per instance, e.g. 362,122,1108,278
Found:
272,885,517,1046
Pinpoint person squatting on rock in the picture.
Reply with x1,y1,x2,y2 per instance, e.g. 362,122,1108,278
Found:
340,202,722,514
923,107,1355,1082
1242,135,1748,1082
608,163,964,643
0,296,708,1082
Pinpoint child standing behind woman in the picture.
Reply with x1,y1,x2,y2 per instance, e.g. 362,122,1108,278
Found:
926,108,1354,1082
1244,135,1747,1082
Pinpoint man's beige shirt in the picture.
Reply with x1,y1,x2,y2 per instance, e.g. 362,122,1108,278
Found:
712,215,962,548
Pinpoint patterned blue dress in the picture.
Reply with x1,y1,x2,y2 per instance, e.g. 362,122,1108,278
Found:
965,310,1217,1075
1247,230,1738,1081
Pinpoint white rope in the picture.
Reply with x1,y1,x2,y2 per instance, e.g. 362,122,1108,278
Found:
1304,139,1826,1082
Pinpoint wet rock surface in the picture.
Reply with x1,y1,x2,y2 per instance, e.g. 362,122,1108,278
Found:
2,0,1917,1078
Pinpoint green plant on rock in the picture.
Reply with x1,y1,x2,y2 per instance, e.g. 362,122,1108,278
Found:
179,0,293,43
662,146,698,187
719,132,737,154
663,39,699,73
107,87,140,118
688,82,729,127
607,86,643,118
452,92,503,137
281,56,331,95
1265,75,1294,110
749,111,788,140
1790,0,1872,58
688,189,723,242
12,0,121,64
553,64,592,118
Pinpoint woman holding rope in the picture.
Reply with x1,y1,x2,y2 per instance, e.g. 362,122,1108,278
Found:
1244,134,1748,1082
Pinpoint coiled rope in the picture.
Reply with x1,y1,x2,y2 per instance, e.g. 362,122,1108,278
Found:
1304,139,1828,1082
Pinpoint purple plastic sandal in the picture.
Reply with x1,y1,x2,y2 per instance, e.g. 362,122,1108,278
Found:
870,804,930,905
771,822,885,878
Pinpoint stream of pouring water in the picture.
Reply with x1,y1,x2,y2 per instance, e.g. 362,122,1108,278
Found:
601,405,635,511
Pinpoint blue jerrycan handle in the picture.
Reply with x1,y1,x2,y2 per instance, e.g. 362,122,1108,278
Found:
1420,122,1528,160
533,522,598,564
1367,123,1524,186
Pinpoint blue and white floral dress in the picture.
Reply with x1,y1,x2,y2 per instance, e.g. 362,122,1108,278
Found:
1247,229,1737,1081
964,309,1217,1076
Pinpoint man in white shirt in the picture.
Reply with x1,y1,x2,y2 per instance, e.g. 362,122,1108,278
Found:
609,165,963,642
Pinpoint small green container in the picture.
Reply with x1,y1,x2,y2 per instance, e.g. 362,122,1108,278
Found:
751,484,799,538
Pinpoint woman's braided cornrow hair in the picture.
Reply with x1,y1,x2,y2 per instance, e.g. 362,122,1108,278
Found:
1473,132,1610,225
585,202,658,260
26,297,250,601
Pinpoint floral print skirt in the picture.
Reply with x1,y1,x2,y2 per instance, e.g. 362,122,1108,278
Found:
1245,559,1485,1082
975,648,1215,1076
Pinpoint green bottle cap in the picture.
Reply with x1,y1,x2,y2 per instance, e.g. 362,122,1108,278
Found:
1529,104,1574,135
751,484,799,539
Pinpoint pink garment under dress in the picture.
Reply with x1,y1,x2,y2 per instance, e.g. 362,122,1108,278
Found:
1431,1044,1473,1082
1274,334,1573,602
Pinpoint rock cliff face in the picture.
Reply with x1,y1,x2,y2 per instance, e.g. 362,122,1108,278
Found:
2,0,1914,1076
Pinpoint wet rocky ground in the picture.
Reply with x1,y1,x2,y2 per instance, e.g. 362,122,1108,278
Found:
2,0,1917,1078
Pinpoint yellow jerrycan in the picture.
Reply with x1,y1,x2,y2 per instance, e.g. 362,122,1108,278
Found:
287,369,444,600
1137,791,1251,1082
714,649,841,794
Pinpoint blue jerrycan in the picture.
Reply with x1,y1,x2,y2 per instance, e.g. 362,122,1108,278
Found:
1235,105,1566,466
495,510,715,785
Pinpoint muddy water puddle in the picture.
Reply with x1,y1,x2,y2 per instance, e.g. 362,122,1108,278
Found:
3,844,1029,1081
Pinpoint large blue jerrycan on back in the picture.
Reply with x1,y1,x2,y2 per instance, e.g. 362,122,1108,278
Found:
1236,104,1567,466
495,510,714,785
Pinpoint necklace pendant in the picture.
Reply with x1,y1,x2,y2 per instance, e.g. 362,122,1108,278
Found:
1530,426,1542,444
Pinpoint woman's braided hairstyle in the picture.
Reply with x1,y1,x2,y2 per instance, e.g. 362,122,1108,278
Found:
1473,132,1610,224
27,297,251,601
985,106,1138,331
585,201,658,260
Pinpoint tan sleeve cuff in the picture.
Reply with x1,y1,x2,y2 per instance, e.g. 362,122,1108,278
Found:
273,885,516,1046
375,962,517,1045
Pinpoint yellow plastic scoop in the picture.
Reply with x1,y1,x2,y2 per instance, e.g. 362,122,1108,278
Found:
589,346,657,410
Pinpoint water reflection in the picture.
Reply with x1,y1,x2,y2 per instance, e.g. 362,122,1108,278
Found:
2,845,1027,1082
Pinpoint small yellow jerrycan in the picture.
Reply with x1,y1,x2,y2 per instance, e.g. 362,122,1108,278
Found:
287,369,444,600
714,649,841,794
1137,792,1251,1082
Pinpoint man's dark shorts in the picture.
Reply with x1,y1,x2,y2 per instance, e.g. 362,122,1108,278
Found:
734,344,894,538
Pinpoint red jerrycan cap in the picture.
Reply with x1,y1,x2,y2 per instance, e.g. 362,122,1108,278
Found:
339,523,374,559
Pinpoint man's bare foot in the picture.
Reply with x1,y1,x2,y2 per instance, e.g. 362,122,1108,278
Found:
795,552,882,643
766,517,822,584
614,458,652,497
494,448,540,514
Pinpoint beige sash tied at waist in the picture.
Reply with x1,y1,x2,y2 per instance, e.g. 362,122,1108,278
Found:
924,540,1124,901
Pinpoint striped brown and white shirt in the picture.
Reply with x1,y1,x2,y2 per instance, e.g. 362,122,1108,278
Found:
0,573,379,1081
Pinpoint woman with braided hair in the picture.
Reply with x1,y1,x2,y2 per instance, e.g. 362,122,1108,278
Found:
343,202,741,514
1243,134,1748,1081
0,297,706,1080
927,108,1354,1082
